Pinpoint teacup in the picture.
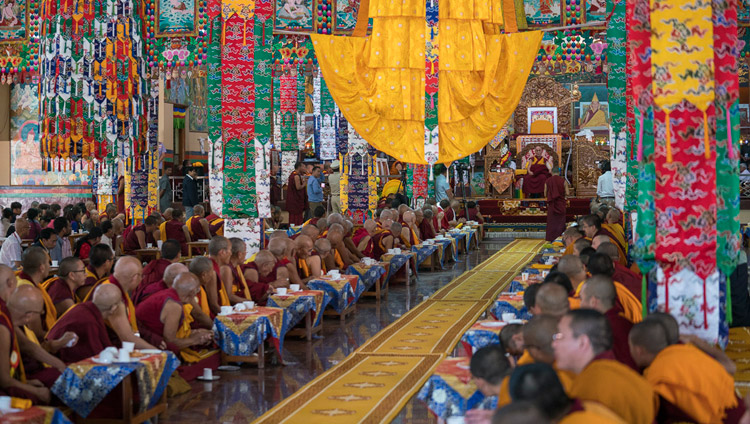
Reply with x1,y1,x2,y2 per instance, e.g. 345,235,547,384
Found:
0,396,11,411
243,301,255,309
220,305,233,315
521,272,529,281
502,313,516,322
203,368,213,379
234,303,247,311
99,350,114,363
146,243,153,248
121,341,135,353
117,349,130,362
51,260,59,267
289,284,300,292
276,288,288,296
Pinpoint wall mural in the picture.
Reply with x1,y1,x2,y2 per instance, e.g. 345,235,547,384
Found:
157,0,198,36
275,0,313,31
10,84,87,185
0,0,27,41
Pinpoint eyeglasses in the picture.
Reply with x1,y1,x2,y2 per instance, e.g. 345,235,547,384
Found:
72,269,87,274
552,332,565,341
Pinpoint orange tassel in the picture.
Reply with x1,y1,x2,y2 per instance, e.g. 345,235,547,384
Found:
243,19,247,46
665,111,673,163
222,20,226,45
702,110,711,160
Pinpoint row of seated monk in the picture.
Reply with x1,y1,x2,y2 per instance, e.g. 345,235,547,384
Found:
467,237,745,423
0,202,476,410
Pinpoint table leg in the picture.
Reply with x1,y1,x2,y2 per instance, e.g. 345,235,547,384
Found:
122,374,133,423
305,311,312,341
258,343,265,369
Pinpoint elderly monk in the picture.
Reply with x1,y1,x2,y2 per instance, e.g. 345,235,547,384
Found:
134,263,188,305
523,145,553,198
47,284,120,364
325,223,356,270
158,209,191,256
186,205,211,241
536,283,570,319
133,239,182,304
553,309,657,424
15,247,56,338
43,256,87,316
463,345,512,423
597,242,642,296
629,320,744,423
265,238,293,289
79,244,115,300
579,275,637,369
189,257,220,317
581,214,626,264
498,315,575,407
315,238,333,273
557,255,587,295
9,286,67,391
341,220,365,260
573,238,592,257
207,237,232,312
400,211,421,249
244,251,283,305
219,238,252,306
122,215,159,254
293,235,320,282
353,219,379,258
0,284,51,404
508,363,626,423
561,227,584,256
136,273,214,363
586,253,642,323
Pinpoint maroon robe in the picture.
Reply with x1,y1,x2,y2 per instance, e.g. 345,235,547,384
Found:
604,308,637,370
523,156,551,195
440,208,456,230
0,298,33,402
187,216,208,240
164,220,189,256
353,228,374,257
133,259,172,305
545,175,567,242
270,176,281,207
613,262,642,299
418,219,436,241
122,224,156,254
243,262,273,306
286,171,307,225
370,231,390,260
135,288,182,351
134,280,168,305
45,277,76,305
47,302,113,364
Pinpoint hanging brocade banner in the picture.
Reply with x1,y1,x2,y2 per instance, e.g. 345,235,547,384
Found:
311,0,541,165
254,0,273,218
208,16,223,146
319,72,337,160
40,0,146,168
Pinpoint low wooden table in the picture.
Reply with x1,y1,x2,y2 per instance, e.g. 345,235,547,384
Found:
133,248,160,262
188,241,209,258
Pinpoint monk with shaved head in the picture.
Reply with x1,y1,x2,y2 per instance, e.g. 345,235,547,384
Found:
536,283,570,319
136,272,214,362
134,262,189,305
353,219,378,257
220,238,253,306
293,235,320,282
325,223,356,270
597,241,642,298
561,227,584,255
400,211,421,248
557,255,587,295
244,251,285,305
580,275,636,369
16,246,55,337
629,320,744,423
207,236,232,312
264,238,293,288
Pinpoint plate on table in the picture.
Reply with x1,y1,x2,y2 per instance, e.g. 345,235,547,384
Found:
480,322,505,328
456,363,471,370
0,407,22,414
217,365,240,372
139,349,162,354
92,357,114,364
197,375,220,381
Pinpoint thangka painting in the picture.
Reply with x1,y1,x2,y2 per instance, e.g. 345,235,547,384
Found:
0,0,27,42
10,84,86,185
585,0,606,21
574,84,609,130
157,0,197,37
275,0,313,31
524,0,561,27
164,76,190,105
335,0,359,31
189,75,207,132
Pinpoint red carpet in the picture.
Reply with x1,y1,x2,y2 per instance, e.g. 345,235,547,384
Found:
476,198,591,224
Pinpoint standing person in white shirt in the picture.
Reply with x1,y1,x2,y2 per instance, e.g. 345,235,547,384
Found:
328,161,342,214
0,218,29,269
596,160,614,203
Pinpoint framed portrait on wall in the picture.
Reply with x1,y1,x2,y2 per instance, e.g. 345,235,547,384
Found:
574,84,609,130
156,0,198,37
0,0,28,42
274,0,314,31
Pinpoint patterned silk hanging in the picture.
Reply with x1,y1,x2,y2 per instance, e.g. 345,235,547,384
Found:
208,15,223,146
297,68,307,151
318,71,338,160
254,3,274,218
280,72,298,151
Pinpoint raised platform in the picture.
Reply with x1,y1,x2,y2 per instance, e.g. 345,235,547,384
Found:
476,197,591,224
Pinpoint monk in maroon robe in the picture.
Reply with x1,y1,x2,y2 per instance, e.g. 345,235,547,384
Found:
286,162,308,225
186,205,210,241
43,257,87,317
122,216,159,254
47,298,116,364
523,146,553,198
545,168,567,241
243,252,279,306
161,209,190,256
133,240,182,304
579,275,637,370
134,263,188,305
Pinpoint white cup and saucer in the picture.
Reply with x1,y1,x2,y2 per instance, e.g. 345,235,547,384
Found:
289,284,301,292
197,367,220,381
276,288,288,296
219,305,233,315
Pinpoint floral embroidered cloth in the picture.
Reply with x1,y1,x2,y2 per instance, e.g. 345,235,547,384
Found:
267,290,329,328
0,406,71,424
346,263,387,292
460,320,507,355
52,351,179,418
417,357,497,419
307,275,363,314
213,306,286,357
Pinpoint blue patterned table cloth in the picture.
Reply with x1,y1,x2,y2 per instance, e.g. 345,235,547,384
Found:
213,307,288,357
267,290,331,328
52,351,179,418
411,244,439,266
307,275,361,314
346,263,387,291
417,357,497,419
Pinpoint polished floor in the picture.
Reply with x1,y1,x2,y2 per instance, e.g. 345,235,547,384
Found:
161,241,505,423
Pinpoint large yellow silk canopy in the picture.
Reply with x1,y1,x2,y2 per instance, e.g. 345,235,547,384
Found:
311,0,542,164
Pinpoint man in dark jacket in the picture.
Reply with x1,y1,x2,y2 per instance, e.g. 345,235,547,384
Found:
182,166,199,217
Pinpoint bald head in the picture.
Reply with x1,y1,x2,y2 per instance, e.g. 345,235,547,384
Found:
173,272,201,299
269,230,288,240
644,312,679,345
268,238,286,257
327,213,344,225
112,217,124,232
390,222,402,235
379,209,394,222
403,211,415,224
316,218,328,232
536,283,570,318
0,265,16,302
193,204,205,216
328,223,345,235
580,275,616,312
596,242,619,262
522,314,559,364
300,225,320,239
629,320,669,368
591,235,611,250
364,219,377,233
8,285,43,323
189,256,213,278
113,256,143,292
164,263,189,287
314,238,331,255
573,238,592,256
557,255,585,281
92,284,123,316
606,209,621,225
255,250,276,266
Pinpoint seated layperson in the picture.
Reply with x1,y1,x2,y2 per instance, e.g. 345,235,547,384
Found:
159,209,191,257
122,216,159,254
42,256,87,317
133,239,182,304
136,273,215,363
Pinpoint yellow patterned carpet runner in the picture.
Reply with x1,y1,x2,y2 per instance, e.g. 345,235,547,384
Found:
727,327,750,397
254,239,545,423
